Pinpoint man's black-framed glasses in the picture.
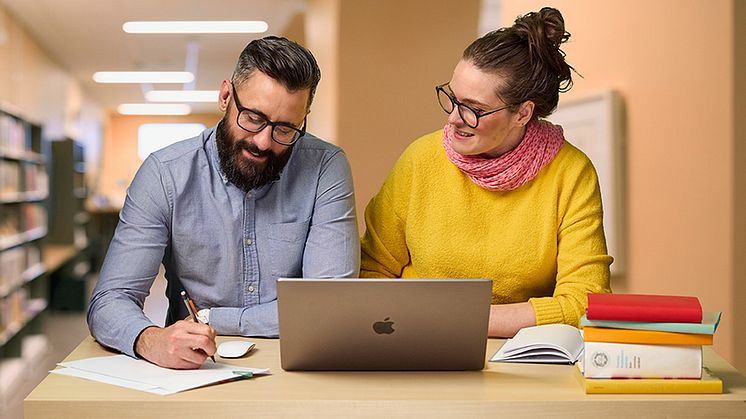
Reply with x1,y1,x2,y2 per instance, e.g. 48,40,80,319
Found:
231,83,306,146
435,83,511,129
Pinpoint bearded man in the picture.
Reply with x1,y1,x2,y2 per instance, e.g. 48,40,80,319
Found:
88,36,359,369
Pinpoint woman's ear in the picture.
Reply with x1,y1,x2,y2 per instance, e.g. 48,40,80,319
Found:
514,100,535,126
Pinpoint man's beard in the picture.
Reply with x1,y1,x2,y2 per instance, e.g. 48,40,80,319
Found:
215,117,293,191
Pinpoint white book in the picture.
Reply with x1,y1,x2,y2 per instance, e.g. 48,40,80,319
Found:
584,341,702,378
490,324,584,364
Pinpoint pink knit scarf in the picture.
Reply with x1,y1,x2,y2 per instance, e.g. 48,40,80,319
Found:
442,119,564,191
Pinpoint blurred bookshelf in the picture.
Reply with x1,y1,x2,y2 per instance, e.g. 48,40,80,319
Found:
46,139,92,311
0,108,51,410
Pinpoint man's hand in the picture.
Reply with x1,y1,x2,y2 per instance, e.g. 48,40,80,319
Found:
134,320,217,369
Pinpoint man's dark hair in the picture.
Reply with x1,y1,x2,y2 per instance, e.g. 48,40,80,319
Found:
232,36,321,110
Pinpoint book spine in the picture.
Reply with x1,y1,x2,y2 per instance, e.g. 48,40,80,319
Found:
583,342,702,378
586,304,702,323
582,327,713,345
574,365,723,394
579,312,721,335
582,377,722,394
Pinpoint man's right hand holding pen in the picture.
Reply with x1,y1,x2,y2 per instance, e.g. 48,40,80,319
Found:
134,320,217,370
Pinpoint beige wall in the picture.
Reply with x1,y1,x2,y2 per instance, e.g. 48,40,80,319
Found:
500,0,742,368
734,0,746,372
306,0,480,223
304,0,340,144
99,113,221,206
0,4,63,122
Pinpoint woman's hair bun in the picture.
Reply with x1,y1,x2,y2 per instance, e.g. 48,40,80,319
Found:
511,7,573,94
513,7,569,48
461,7,575,118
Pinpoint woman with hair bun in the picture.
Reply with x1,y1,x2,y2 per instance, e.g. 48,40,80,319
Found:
360,7,612,337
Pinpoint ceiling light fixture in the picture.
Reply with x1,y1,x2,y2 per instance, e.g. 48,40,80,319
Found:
122,21,268,34
93,71,194,84
145,90,219,103
117,103,192,115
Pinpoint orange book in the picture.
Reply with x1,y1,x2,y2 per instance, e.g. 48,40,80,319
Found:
583,327,713,345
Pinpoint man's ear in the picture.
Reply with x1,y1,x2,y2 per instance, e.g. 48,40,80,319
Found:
218,80,232,112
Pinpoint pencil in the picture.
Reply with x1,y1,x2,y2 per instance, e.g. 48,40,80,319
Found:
180,290,216,363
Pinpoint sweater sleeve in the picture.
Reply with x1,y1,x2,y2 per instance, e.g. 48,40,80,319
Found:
360,151,413,278
529,159,613,327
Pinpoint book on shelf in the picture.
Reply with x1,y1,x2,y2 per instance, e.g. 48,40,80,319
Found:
575,365,722,394
0,114,27,156
490,324,583,364
587,293,702,323
579,312,722,334
0,247,25,294
583,326,713,345
1,161,20,198
583,341,702,379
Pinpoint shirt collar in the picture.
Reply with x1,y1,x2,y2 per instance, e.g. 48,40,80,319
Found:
205,126,230,185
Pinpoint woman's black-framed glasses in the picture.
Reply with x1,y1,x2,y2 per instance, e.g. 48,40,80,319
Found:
435,83,511,129
231,83,306,146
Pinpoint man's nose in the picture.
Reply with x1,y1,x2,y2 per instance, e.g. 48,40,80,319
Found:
253,125,274,150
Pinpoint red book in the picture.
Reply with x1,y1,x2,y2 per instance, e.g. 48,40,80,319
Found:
587,294,702,323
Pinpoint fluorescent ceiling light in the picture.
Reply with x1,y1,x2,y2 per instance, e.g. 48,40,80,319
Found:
117,103,192,115
146,90,219,103
122,21,268,34
93,71,194,84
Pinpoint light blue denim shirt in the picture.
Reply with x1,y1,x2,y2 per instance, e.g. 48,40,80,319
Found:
87,126,359,357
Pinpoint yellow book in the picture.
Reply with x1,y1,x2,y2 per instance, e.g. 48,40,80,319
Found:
575,365,723,394
583,326,713,345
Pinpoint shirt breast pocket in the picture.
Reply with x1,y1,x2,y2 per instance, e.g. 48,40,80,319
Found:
268,219,310,277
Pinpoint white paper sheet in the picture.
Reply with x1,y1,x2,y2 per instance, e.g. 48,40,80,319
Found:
50,354,270,395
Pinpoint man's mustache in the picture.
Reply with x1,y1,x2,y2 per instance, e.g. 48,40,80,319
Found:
235,140,273,159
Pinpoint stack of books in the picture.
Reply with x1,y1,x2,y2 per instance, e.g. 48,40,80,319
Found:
577,293,723,394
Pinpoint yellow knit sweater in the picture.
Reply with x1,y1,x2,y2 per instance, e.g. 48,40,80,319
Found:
360,129,612,327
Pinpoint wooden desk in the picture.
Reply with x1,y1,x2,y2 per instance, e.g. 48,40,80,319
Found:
25,337,746,418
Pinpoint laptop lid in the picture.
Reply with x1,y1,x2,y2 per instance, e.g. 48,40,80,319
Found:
277,278,492,371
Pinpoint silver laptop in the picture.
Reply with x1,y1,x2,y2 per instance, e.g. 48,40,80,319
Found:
277,278,492,371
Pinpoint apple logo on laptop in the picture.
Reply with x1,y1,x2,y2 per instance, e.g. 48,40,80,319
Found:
372,317,395,334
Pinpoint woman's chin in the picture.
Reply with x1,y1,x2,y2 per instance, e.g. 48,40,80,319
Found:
450,141,480,157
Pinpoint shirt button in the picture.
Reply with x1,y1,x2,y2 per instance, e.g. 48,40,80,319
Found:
248,286,255,292
245,239,253,245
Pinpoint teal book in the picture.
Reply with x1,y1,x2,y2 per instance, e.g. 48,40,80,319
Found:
580,311,721,334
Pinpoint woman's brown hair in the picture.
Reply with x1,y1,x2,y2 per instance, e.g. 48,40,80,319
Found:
462,7,575,119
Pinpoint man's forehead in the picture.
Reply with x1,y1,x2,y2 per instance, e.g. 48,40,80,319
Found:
232,74,309,124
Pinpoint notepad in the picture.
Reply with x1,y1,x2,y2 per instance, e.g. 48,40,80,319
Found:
490,324,584,364
50,355,270,395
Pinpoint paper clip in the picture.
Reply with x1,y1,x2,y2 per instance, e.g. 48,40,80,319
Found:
232,371,254,379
